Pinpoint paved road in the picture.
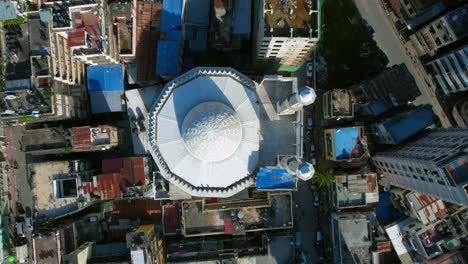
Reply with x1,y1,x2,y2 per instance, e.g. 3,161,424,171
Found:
352,0,452,127
7,125,34,263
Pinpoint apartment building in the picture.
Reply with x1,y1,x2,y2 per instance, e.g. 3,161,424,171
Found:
426,45,468,95
412,4,468,57
255,0,321,71
373,128,468,205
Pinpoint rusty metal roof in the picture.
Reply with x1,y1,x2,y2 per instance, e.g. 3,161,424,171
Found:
71,126,92,150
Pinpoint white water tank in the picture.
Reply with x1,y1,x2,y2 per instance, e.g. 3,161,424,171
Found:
279,156,315,181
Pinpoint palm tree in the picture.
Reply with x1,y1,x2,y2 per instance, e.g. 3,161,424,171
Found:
313,168,335,190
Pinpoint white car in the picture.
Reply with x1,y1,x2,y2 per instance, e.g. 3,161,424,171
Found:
307,63,313,77
25,217,33,231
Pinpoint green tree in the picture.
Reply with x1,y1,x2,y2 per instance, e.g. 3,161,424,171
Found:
313,168,335,190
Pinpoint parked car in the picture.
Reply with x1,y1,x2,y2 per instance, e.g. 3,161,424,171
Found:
315,229,322,247
306,62,313,78
314,195,320,208
25,217,33,231
16,221,25,237
307,117,313,129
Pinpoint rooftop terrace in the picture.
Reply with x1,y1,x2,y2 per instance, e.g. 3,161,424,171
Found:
263,0,318,37
182,192,293,237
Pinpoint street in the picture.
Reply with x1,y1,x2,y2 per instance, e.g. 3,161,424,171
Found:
6,124,34,263
352,0,452,127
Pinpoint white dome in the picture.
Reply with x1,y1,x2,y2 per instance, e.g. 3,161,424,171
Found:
182,102,243,162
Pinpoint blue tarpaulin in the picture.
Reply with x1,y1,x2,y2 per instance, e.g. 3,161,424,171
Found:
156,0,183,76
256,168,295,190
334,127,362,161
87,64,124,114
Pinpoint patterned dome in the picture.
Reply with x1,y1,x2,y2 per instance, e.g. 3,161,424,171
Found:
182,102,242,162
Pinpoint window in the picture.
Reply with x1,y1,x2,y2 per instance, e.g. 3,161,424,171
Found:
428,178,434,183
408,7,414,14
416,168,422,174
409,166,414,172
402,165,408,172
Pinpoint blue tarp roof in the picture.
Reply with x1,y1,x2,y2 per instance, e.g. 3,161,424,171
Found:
232,0,251,36
156,0,183,76
333,127,362,161
256,168,295,190
87,64,124,113
376,108,434,145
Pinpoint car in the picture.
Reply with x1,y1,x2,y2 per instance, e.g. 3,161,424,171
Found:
315,229,322,247
306,62,313,78
25,217,33,231
16,222,25,237
307,117,313,129
314,195,319,208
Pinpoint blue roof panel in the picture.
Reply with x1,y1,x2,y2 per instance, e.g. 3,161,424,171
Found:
256,168,295,190
376,108,434,145
87,64,124,92
156,40,180,76
161,0,182,40
89,90,123,114
184,0,210,25
232,0,251,35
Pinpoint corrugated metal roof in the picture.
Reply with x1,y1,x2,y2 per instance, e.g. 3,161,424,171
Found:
163,204,181,235
224,218,232,234
72,126,91,150
333,127,364,160
256,168,295,190
406,193,447,225
83,157,147,199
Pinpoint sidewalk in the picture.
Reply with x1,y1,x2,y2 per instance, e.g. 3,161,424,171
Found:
5,127,16,213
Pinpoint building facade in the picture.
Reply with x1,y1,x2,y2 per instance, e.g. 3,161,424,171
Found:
412,4,468,57
425,45,468,95
373,128,468,205
255,0,321,71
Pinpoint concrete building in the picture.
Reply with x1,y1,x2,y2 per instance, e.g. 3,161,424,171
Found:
148,68,309,198
351,64,421,116
412,4,468,57
323,89,354,120
385,211,467,261
254,0,321,71
389,187,447,225
425,45,468,95
373,128,468,205
126,225,165,264
332,172,379,210
180,192,293,237
31,160,97,219
331,211,377,264
452,98,468,127
323,126,367,162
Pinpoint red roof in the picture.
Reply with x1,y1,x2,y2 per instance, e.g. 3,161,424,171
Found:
224,218,232,234
163,204,181,235
106,199,162,224
83,157,147,199
67,28,85,47
72,126,92,150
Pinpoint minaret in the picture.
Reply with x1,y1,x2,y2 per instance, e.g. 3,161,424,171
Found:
277,86,316,115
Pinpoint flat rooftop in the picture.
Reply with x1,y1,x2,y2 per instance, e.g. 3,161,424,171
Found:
33,233,59,264
125,86,161,155
335,173,378,209
23,128,67,152
182,192,293,237
257,76,302,165
32,161,80,218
